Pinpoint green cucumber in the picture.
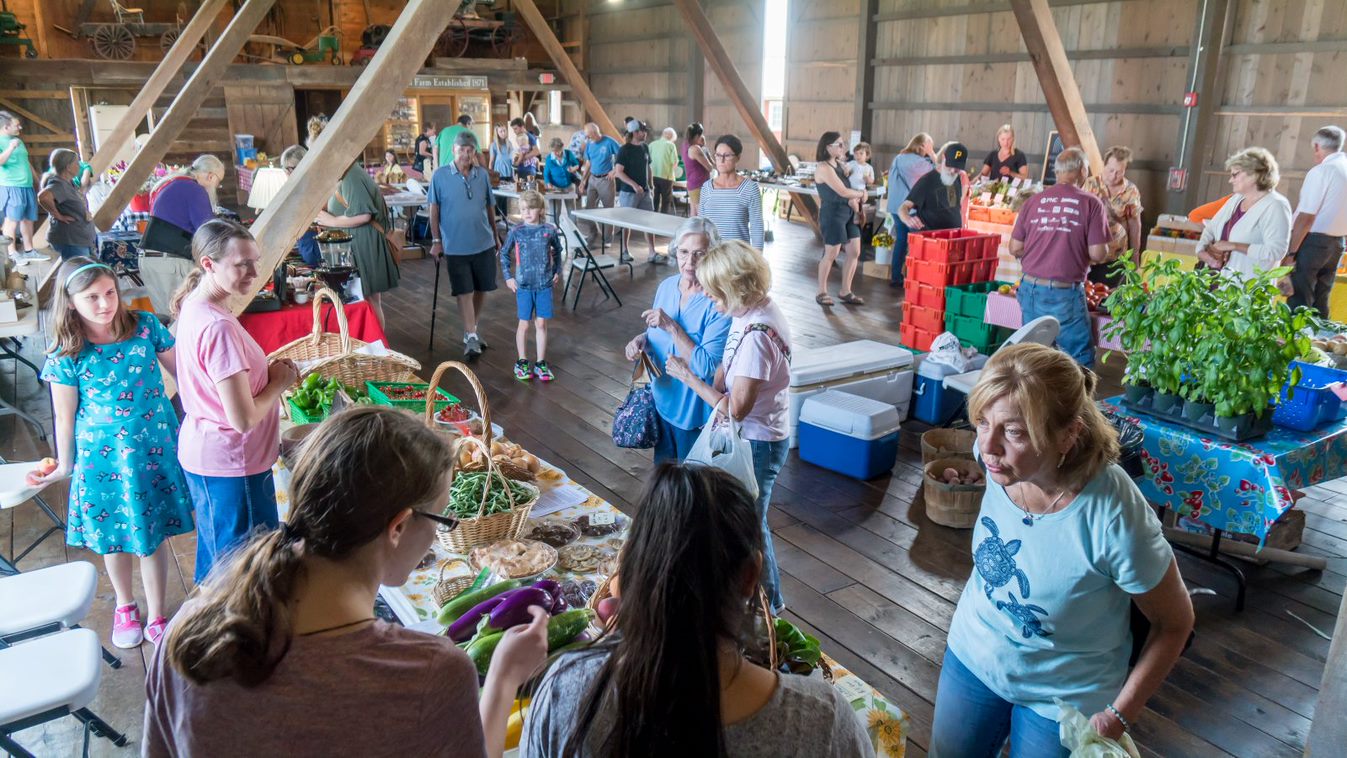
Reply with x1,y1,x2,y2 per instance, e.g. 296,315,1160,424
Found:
465,630,505,676
436,579,525,626
546,609,595,651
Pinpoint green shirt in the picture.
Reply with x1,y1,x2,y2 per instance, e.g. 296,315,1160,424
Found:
437,125,470,165
649,138,679,181
0,136,33,188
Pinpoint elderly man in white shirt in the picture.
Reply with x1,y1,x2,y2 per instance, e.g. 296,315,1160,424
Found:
1287,125,1347,318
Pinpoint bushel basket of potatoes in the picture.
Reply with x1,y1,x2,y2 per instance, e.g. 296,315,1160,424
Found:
923,457,985,529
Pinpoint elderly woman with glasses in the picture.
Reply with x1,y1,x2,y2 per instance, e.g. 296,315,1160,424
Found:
624,217,732,463
1196,147,1293,284
697,135,764,250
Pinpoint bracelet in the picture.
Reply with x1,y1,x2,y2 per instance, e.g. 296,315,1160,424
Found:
1106,704,1131,733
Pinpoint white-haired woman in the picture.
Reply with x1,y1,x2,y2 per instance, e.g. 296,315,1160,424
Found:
665,239,792,613
931,343,1193,757
141,154,225,312
624,216,731,463
1196,147,1292,284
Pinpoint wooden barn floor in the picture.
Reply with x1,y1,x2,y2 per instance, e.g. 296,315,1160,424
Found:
3,218,1343,756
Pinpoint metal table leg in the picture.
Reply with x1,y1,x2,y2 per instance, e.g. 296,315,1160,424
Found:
0,338,41,384
1156,505,1248,611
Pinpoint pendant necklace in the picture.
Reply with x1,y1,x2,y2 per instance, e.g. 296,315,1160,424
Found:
1015,485,1066,527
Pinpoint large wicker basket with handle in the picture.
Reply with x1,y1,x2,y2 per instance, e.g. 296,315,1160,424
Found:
267,287,358,364
424,360,533,481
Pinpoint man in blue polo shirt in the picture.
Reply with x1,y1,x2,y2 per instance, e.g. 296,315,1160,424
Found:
578,122,622,249
428,130,501,359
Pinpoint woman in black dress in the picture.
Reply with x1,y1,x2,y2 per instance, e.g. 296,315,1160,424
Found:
980,124,1031,180
814,131,869,306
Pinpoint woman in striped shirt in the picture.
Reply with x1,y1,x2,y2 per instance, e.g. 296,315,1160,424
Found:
697,135,765,250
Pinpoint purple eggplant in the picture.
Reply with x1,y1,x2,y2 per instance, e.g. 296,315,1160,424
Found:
447,594,508,642
550,592,568,614
487,587,551,632
532,579,560,597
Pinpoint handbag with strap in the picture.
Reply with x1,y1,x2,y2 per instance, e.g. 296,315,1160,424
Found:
612,352,662,449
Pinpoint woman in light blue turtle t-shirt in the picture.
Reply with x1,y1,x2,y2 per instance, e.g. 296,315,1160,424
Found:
931,343,1194,758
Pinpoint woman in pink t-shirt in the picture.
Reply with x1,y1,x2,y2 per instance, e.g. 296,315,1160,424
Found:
146,407,550,757
170,219,299,583
665,240,792,613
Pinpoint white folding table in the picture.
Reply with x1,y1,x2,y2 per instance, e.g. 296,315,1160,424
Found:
565,207,684,310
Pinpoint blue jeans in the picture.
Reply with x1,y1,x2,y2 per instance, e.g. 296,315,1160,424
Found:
750,438,789,612
653,415,702,464
51,243,95,261
931,649,1068,758
184,470,279,583
889,219,911,285
1017,280,1094,368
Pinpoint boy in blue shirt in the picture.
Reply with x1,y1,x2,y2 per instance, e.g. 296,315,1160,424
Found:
500,190,563,381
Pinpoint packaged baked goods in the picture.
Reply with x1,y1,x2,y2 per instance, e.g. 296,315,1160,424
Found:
557,544,617,575
573,511,625,537
468,539,557,580
527,519,581,548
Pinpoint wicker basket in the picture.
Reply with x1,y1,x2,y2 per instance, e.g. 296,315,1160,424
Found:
921,428,977,466
425,361,533,481
267,287,358,364
437,433,539,554
923,457,985,528
431,558,475,608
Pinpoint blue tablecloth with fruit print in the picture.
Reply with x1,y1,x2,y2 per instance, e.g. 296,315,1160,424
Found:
1101,398,1347,544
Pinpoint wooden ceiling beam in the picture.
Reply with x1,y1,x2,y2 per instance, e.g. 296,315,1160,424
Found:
235,0,456,313
511,0,619,140
670,0,818,230
1009,0,1103,176
92,0,274,232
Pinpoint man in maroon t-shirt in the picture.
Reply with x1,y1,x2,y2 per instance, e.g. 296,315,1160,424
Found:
1010,147,1111,367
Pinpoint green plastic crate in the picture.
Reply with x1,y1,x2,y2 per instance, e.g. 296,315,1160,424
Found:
286,396,329,424
366,381,459,413
944,312,1012,353
945,281,1011,319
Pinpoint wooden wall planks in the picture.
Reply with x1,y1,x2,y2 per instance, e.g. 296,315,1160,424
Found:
783,0,861,159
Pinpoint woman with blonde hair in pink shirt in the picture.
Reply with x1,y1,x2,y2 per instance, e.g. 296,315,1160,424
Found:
171,219,299,583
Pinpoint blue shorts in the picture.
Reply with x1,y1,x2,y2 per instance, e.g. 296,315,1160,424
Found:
516,286,554,320
0,186,37,222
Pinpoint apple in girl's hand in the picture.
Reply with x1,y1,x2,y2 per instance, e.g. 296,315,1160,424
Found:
25,457,58,486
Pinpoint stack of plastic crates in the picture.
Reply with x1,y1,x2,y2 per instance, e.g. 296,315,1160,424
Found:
899,229,1001,352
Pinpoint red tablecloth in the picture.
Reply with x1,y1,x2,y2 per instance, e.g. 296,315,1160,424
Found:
238,299,387,355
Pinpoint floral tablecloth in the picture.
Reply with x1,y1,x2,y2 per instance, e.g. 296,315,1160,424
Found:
1100,398,1347,543
272,435,908,757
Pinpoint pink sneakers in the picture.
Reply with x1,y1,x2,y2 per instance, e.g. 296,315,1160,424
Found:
112,603,143,649
145,616,168,646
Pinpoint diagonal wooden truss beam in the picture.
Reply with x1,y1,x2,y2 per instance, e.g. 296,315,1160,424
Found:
92,0,276,231
1009,0,1103,176
232,0,457,312
670,0,818,230
511,0,620,140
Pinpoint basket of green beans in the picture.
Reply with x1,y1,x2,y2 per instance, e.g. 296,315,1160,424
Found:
438,435,540,553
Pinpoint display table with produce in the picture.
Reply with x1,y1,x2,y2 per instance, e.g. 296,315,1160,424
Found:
240,298,387,354
272,361,911,756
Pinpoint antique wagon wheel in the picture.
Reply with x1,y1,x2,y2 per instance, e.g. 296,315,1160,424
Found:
160,28,180,53
490,22,523,57
438,18,469,58
93,24,136,60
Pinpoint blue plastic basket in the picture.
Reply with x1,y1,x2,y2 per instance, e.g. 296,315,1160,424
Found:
1272,361,1347,432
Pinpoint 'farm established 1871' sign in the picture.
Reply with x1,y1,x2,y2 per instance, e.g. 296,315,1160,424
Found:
412,75,489,90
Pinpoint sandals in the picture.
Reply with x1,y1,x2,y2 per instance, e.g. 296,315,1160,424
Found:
839,292,866,305
815,293,835,306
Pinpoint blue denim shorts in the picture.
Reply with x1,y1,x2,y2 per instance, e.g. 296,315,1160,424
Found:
516,286,554,320
0,185,37,221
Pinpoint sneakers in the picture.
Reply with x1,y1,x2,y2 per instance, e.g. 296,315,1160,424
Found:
16,249,46,261
649,253,670,265
463,333,484,358
533,361,554,382
112,603,143,649
618,251,634,264
145,616,168,646
514,359,531,381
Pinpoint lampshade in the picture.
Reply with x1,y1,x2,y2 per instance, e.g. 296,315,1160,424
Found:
247,167,289,210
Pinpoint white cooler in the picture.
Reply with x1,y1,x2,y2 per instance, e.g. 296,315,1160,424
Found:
788,340,915,448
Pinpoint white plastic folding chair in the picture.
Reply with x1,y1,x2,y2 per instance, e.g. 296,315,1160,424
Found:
0,628,129,758
0,460,65,575
943,315,1061,395
0,562,122,669
559,210,626,310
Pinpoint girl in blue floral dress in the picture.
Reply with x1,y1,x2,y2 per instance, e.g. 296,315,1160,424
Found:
37,258,194,649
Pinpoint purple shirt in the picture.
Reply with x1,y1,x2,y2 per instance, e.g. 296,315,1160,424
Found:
149,177,214,234
1011,184,1109,283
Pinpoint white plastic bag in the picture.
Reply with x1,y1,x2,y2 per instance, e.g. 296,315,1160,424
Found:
686,403,759,500
1055,699,1141,758
924,332,975,373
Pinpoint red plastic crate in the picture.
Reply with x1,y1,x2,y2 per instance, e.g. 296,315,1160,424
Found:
902,301,945,333
900,321,938,352
909,228,1001,263
906,255,999,288
907,281,945,310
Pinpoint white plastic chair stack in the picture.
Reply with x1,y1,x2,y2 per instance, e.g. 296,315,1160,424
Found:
0,628,129,757
943,315,1062,395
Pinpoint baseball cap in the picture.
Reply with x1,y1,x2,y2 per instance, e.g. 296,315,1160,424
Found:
943,142,969,171
626,120,648,134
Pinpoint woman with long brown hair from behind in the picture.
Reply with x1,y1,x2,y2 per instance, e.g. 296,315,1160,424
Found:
145,406,550,756
523,463,872,757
